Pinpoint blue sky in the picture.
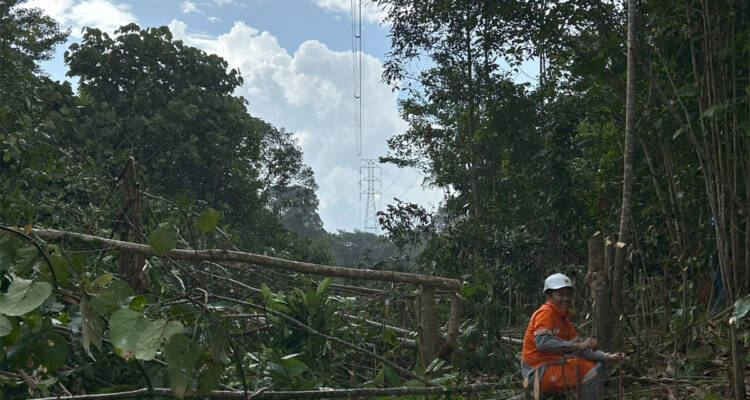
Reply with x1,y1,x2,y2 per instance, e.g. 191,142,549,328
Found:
26,0,534,233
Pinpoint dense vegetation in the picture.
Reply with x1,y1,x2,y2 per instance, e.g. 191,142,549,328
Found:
0,0,749,399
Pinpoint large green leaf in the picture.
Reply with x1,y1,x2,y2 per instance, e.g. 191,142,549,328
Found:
136,320,183,361
108,307,141,359
197,208,219,232
0,278,53,316
109,307,183,361
150,225,177,255
0,315,12,337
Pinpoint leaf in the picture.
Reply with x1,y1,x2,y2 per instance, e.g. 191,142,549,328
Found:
163,320,184,340
0,315,12,337
109,280,132,301
70,253,84,276
81,295,104,359
10,245,38,276
150,225,177,256
128,295,148,311
135,319,167,361
165,334,201,398
92,273,113,288
197,208,219,232
731,296,750,327
44,255,69,286
197,361,223,394
316,277,331,296
261,283,273,302
0,278,53,316
135,320,183,361
108,308,141,359
280,357,308,377
90,293,119,316
109,307,183,361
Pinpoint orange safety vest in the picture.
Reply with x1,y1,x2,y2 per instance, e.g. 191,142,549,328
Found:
521,300,578,368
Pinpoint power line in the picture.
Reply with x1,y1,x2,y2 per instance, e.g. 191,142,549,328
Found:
351,0,368,232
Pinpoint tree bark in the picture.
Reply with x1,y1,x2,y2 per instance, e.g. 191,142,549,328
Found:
416,285,440,366
611,0,638,321
118,157,148,293
586,231,612,350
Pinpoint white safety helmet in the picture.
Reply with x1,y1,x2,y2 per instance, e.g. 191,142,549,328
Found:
543,273,574,293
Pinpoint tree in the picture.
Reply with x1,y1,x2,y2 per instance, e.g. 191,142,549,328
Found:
0,0,91,227
611,0,638,336
63,24,313,252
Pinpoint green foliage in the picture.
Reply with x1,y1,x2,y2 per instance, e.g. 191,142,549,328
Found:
732,296,750,327
164,334,202,398
0,278,52,316
197,208,220,233
0,315,12,337
109,307,183,361
149,224,178,256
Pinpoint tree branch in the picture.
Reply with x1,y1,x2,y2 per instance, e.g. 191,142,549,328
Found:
33,383,509,399
29,227,461,290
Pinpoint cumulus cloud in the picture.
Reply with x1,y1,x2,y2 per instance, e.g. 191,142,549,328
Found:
312,0,386,25
170,19,442,231
25,0,137,37
181,0,199,14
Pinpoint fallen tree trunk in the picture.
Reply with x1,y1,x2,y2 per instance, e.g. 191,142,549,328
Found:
32,382,511,400
27,228,461,290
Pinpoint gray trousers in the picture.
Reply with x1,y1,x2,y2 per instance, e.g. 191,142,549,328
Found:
579,362,605,400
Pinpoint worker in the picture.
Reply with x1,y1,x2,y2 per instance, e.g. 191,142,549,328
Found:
521,273,625,399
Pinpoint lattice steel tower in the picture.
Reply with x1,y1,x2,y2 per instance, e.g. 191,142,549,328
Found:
360,158,381,232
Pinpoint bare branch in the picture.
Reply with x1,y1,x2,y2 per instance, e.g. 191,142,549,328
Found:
33,383,510,399
29,227,462,290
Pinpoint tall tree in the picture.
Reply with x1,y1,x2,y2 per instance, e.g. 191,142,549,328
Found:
64,24,314,252
611,0,638,328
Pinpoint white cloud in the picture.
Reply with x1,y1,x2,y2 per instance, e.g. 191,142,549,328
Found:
312,0,386,25
25,0,137,37
170,19,443,231
181,0,199,14
214,0,235,5
208,16,221,23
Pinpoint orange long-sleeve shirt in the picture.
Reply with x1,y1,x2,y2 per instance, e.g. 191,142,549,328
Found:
521,300,578,368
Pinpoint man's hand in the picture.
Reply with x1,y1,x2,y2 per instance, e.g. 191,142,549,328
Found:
604,352,626,362
574,337,599,351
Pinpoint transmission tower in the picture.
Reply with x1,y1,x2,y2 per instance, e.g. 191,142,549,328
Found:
360,159,381,232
